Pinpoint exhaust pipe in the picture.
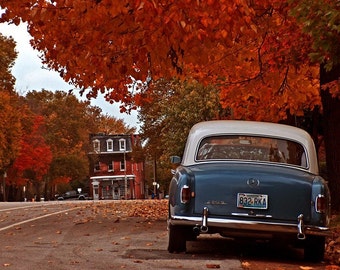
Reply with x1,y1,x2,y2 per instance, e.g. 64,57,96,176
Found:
297,214,305,240
200,207,209,233
192,207,209,234
193,226,200,235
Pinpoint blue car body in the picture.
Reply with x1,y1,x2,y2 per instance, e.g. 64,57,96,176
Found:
168,120,331,261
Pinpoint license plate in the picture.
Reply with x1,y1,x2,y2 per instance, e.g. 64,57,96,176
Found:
237,193,268,209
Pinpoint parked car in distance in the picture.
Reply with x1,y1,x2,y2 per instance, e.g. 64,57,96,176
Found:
168,120,331,261
57,190,88,200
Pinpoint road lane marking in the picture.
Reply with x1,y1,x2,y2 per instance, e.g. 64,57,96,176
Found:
0,207,82,232
0,204,48,212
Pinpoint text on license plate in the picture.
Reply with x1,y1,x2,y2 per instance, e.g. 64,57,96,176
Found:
237,193,268,209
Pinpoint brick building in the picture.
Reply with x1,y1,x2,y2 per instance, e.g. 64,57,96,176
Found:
88,133,145,200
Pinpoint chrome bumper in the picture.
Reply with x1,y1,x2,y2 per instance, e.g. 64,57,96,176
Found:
170,214,331,238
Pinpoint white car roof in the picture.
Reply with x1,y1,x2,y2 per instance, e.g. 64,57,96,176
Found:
181,120,319,174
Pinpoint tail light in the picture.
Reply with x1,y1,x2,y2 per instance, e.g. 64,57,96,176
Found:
181,185,191,204
315,194,326,213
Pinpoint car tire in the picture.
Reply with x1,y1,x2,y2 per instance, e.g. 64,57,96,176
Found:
304,236,325,262
168,223,186,253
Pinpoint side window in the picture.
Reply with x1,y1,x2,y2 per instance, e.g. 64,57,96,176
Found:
94,162,100,172
119,139,126,151
93,139,100,152
120,160,125,171
107,139,113,152
108,161,114,172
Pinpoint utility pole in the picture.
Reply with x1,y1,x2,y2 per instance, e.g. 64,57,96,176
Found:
2,172,6,202
124,149,127,199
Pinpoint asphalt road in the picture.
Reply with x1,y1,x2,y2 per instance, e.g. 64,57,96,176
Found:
0,201,330,270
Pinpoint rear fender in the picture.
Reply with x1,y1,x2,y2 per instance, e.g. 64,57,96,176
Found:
311,177,331,227
169,167,195,214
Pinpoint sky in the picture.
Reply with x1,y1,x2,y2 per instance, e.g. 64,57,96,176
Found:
0,22,139,130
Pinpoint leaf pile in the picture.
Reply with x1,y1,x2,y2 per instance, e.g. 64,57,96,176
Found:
124,200,168,220
325,226,340,266
88,199,168,222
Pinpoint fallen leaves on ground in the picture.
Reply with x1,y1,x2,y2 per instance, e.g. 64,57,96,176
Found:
299,266,314,270
241,261,251,269
72,200,340,266
325,225,340,266
84,199,168,221
325,214,340,266
326,265,340,270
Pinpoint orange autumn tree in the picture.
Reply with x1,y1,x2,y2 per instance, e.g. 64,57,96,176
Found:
0,1,339,205
0,0,320,114
0,33,20,201
12,115,52,200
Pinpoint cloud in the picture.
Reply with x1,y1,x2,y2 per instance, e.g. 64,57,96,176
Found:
0,22,139,129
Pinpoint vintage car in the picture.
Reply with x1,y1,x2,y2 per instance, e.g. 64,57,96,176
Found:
168,120,331,261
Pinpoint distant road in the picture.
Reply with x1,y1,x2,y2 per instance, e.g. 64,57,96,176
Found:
0,202,80,231
0,201,82,232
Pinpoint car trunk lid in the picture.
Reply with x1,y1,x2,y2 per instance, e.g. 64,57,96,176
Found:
191,162,314,222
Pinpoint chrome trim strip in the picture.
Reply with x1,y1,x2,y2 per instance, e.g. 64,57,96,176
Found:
231,212,272,218
170,215,330,236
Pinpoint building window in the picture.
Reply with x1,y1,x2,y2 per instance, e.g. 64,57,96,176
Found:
93,139,100,152
106,139,113,152
119,139,126,151
108,161,114,172
94,162,101,172
120,160,125,171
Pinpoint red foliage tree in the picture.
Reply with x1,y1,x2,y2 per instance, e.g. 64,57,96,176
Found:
11,115,52,199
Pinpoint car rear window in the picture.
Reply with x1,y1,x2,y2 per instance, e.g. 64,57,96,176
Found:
196,135,307,168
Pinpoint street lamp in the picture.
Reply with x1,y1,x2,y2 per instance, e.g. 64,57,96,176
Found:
153,181,159,198
23,185,27,202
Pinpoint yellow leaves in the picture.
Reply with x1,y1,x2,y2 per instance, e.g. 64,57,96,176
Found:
241,261,251,268
135,0,145,11
250,24,257,33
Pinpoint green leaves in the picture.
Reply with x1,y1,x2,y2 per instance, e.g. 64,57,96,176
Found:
0,34,16,93
139,79,225,188
289,0,340,70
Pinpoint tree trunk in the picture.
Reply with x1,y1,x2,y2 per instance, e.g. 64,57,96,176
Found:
320,64,340,211
33,181,41,202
